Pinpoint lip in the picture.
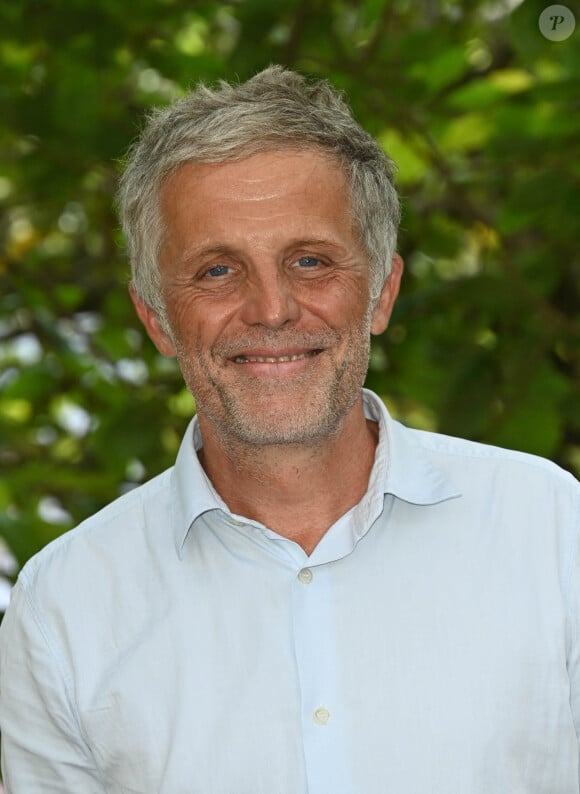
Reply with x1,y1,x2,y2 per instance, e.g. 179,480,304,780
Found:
228,348,324,375
232,346,320,357
230,347,323,363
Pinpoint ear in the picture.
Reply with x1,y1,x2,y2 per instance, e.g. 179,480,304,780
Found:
370,253,403,335
129,287,177,357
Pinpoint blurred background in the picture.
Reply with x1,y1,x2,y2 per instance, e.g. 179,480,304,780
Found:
1,0,579,600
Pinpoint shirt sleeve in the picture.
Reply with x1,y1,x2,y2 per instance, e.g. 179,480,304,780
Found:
0,578,105,793
565,485,580,785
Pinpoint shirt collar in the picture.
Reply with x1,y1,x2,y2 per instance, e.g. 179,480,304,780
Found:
363,389,460,506
171,388,460,557
171,418,229,558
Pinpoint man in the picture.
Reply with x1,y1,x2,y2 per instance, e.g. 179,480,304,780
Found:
0,66,579,793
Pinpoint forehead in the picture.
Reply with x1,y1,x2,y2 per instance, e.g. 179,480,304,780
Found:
161,149,349,213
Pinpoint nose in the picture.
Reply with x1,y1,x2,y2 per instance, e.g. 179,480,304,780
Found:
240,269,301,329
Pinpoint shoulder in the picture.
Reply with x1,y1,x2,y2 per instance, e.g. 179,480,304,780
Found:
19,466,174,594
413,425,573,477
368,388,578,498
406,424,579,510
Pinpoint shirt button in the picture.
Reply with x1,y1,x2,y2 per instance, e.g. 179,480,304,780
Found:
313,707,330,725
297,568,313,584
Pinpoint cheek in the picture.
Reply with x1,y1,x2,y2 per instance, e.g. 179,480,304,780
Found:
307,282,371,329
167,296,223,347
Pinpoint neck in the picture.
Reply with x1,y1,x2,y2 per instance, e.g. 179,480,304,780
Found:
197,395,378,555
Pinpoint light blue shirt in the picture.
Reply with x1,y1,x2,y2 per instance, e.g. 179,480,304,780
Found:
1,389,579,793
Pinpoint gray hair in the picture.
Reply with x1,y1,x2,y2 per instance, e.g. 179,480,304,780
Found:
118,65,400,319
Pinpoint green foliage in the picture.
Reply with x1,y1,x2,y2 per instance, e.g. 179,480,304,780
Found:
1,0,579,574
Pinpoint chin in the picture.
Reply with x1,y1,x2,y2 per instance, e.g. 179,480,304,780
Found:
218,393,355,448
225,422,339,447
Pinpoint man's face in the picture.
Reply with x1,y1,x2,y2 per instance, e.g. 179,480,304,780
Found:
135,149,401,447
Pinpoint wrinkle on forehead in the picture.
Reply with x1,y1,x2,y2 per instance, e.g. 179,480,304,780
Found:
165,150,345,206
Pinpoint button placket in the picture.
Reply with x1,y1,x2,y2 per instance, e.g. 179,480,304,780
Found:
291,560,349,788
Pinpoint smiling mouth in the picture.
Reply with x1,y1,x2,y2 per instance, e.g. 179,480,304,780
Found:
233,350,323,364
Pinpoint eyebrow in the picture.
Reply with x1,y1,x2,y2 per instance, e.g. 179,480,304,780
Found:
178,243,236,265
176,238,348,268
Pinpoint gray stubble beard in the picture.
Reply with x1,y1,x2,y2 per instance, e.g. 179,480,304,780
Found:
173,309,373,449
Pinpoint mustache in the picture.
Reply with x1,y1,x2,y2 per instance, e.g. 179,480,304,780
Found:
214,329,341,358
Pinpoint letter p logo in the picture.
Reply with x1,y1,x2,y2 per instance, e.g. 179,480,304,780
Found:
539,5,576,40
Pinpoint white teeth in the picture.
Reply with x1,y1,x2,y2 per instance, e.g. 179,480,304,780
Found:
234,352,318,364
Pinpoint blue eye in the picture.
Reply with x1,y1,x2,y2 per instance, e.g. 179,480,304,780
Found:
206,264,230,278
297,256,320,268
